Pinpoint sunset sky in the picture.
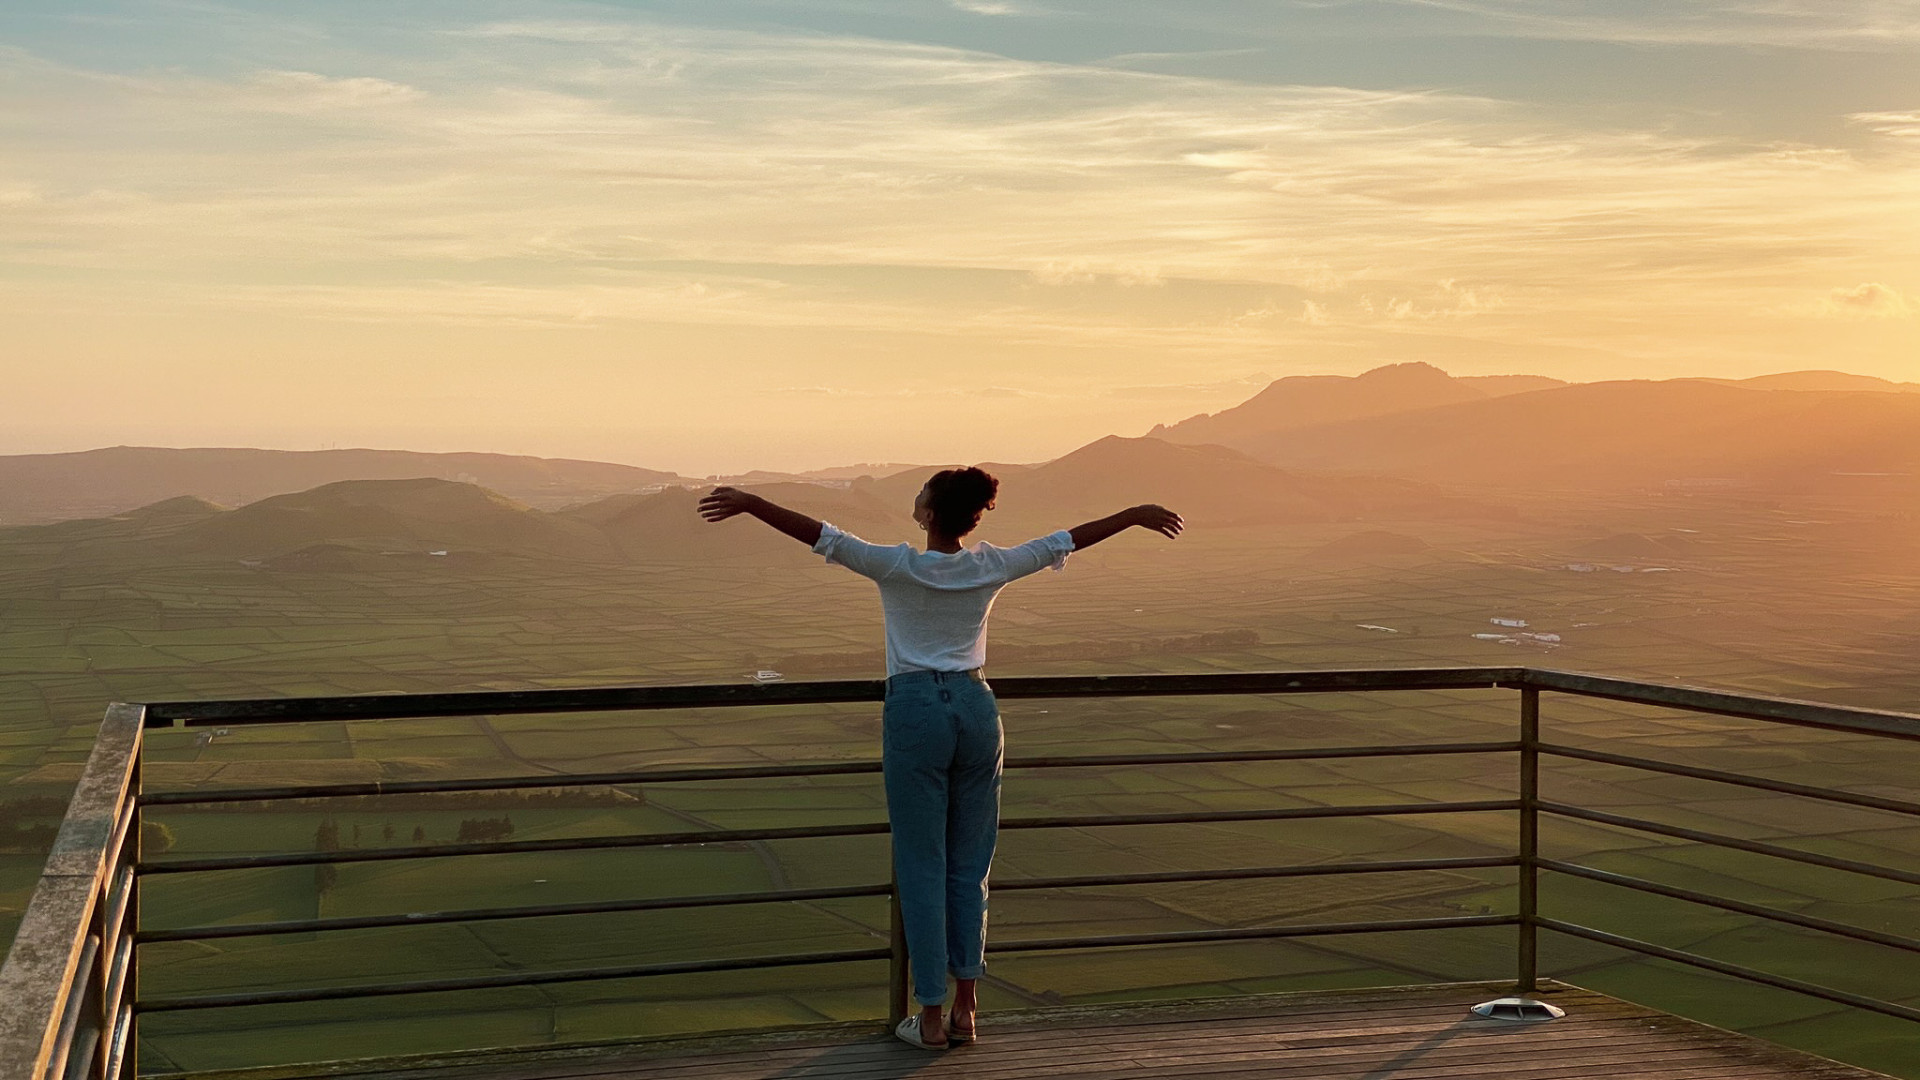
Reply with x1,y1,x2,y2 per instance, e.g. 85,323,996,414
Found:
4,1,1918,474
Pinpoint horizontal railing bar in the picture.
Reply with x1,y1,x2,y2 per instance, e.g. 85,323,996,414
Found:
140,883,897,943
994,670,1519,699
100,865,135,953
104,862,135,916
989,914,1520,954
137,669,1920,737
140,822,893,874
997,855,1522,893
42,933,99,1080
1003,800,1517,832
102,1004,132,1080
143,856,1523,943
1520,670,1920,742
140,762,882,806
1538,859,1920,956
138,914,1520,1013
143,682,884,726
136,947,894,1012
1015,742,1521,769
1536,917,1920,1025
104,796,136,884
1540,743,1920,818
141,742,1521,807
140,668,1525,725
1538,802,1920,887
61,1024,101,1080
141,800,1518,875
99,934,133,1048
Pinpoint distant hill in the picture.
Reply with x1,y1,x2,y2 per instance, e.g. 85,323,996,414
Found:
567,482,915,562
1460,374,1568,396
0,446,696,526
8,494,229,547
1008,436,1504,525
846,437,1504,533
1213,379,1920,490
172,479,619,562
1151,363,1567,449
1724,371,1920,394
124,495,228,521
714,463,924,485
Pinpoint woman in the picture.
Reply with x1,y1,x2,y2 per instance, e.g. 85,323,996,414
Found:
698,468,1182,1049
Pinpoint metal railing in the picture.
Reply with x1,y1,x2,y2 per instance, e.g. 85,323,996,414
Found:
2,667,1917,1079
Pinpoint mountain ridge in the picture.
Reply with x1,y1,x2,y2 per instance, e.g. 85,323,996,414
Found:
6,365,1915,527
0,446,698,527
1209,378,1920,489
1151,362,1566,448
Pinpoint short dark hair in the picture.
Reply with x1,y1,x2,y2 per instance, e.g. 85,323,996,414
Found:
924,467,999,538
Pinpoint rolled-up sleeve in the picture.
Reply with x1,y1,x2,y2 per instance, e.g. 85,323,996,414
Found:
812,522,904,582
1000,529,1075,582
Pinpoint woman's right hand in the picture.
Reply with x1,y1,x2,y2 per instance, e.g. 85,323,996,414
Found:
1131,504,1184,538
698,486,760,522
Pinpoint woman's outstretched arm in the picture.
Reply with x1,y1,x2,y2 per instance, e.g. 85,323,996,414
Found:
1068,504,1183,551
698,487,823,546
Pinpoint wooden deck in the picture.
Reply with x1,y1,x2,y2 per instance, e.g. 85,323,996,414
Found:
230,981,1893,1080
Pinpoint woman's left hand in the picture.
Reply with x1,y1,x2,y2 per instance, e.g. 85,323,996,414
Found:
1131,504,1184,538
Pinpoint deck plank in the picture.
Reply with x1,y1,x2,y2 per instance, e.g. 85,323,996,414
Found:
196,983,1892,1080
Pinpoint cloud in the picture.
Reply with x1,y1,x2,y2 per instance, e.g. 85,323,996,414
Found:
240,70,421,110
1820,283,1914,319
1029,261,1098,287
1356,281,1503,322
1376,0,1920,47
949,0,1021,14
1026,262,1161,288
1850,111,1920,139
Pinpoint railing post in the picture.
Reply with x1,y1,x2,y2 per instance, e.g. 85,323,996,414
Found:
116,747,141,1080
887,876,908,1027
1518,686,1540,994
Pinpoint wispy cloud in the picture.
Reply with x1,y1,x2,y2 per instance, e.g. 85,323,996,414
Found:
1821,282,1914,319
1851,111,1920,139
1382,0,1920,46
949,0,1022,15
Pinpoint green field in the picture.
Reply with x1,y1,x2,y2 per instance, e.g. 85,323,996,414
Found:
4,489,1918,1076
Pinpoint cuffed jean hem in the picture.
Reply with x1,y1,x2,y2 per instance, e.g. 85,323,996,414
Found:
950,964,985,980
915,992,949,1007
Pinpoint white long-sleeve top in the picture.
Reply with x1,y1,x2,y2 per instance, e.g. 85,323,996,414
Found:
811,523,1075,675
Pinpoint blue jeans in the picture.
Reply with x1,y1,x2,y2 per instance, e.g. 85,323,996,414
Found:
882,669,1003,1007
